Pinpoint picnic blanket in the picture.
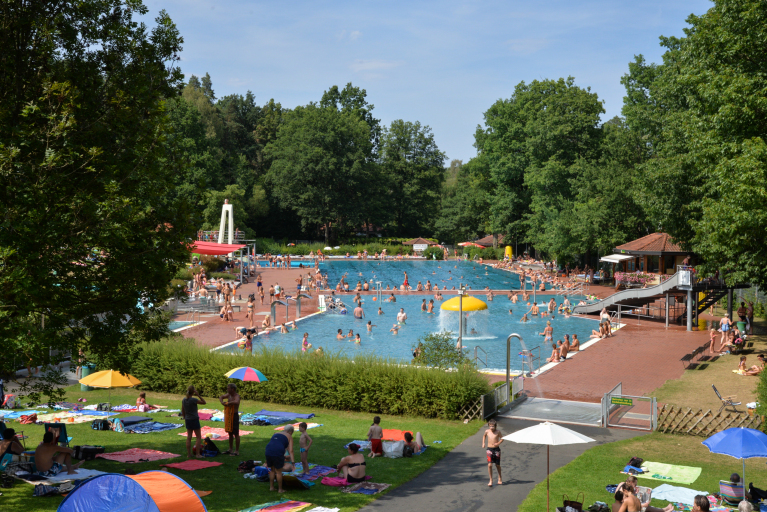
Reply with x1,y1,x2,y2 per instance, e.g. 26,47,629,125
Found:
111,404,136,412
241,414,292,426
274,423,322,431
650,484,708,505
382,429,412,442
96,448,181,463
285,463,336,481
119,416,152,426
124,421,183,434
635,462,702,485
176,426,254,441
255,410,315,419
342,482,391,495
343,440,371,450
0,410,40,420
321,475,372,487
161,460,223,471
239,500,312,512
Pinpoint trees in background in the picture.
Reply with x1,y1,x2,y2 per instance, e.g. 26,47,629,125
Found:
0,1,193,400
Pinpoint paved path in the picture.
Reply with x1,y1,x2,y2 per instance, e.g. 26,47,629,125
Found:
359,417,645,512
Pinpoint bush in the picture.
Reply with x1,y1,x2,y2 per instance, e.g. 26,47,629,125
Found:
201,256,226,274
132,338,489,419
209,272,235,280
412,331,471,369
422,247,444,260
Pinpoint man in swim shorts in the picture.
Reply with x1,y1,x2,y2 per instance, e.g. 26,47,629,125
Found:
397,308,407,323
482,419,503,487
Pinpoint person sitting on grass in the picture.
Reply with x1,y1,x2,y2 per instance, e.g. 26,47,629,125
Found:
338,443,367,483
0,428,24,458
35,429,83,476
742,355,765,376
136,392,155,411
618,475,674,512
403,432,426,455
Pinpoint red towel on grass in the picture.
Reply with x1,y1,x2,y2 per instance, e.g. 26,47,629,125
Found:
96,448,181,463
321,475,372,487
161,460,222,471
381,429,412,442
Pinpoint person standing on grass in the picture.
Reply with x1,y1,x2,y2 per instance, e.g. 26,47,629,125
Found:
747,302,755,335
266,424,295,493
219,384,241,456
181,385,206,459
297,422,313,477
482,419,503,487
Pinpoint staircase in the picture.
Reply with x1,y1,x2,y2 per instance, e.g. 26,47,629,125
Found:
675,288,728,323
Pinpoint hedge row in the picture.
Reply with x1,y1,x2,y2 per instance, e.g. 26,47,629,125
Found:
132,339,490,419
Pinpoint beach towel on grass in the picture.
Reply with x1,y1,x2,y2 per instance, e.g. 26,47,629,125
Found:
176,426,253,441
111,404,137,412
119,416,152,426
274,423,322,431
255,410,315,419
342,482,391,495
344,440,371,450
40,468,109,483
161,460,222,471
125,421,183,434
321,475,372,487
382,429,413,442
650,484,707,505
96,448,181,463
285,463,336,481
634,462,702,485
239,500,312,512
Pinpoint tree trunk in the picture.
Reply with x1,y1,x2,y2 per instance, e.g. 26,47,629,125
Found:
325,222,330,246
493,234,498,249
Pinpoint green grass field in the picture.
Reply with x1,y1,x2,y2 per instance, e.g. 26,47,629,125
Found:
2,385,480,512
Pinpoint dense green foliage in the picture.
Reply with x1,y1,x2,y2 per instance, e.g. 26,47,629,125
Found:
132,338,490,419
0,1,193,399
412,331,472,370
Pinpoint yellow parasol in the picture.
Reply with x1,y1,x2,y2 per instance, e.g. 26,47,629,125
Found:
440,296,488,311
78,370,142,409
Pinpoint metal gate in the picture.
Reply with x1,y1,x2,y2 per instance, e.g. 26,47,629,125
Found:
602,383,657,430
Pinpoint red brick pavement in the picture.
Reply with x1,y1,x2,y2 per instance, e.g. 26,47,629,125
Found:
522,319,710,403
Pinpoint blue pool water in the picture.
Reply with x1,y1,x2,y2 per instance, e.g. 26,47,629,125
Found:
169,321,195,331
320,260,542,291
215,295,597,371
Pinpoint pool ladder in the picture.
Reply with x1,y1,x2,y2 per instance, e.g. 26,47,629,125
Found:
473,346,488,368
182,310,201,324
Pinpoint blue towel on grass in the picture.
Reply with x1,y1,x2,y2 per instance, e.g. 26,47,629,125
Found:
351,487,379,495
124,421,183,434
255,409,315,419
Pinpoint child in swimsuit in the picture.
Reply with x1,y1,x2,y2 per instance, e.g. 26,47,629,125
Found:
367,416,383,458
298,422,313,477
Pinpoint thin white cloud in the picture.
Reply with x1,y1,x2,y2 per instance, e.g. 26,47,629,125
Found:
350,59,404,72
349,30,362,40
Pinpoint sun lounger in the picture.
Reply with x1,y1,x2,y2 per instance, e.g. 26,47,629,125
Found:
712,385,741,413
719,480,745,506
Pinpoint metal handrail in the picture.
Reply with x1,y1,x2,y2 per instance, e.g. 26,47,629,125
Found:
474,346,488,368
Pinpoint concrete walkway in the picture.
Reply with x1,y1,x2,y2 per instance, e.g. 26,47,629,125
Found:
359,417,645,512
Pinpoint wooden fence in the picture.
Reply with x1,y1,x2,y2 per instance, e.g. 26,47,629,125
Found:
656,404,762,436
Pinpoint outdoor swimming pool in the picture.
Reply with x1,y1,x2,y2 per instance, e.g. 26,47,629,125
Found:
318,260,553,291
215,294,597,372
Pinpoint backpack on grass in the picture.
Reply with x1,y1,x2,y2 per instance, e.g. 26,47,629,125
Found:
91,419,110,431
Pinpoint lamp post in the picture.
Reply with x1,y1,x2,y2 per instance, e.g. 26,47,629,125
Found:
458,284,466,356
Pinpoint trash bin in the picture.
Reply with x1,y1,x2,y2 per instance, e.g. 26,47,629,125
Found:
737,321,747,332
80,364,96,391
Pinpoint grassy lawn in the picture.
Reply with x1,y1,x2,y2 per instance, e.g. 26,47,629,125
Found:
653,315,766,410
518,431,766,512
2,385,480,512
518,316,767,512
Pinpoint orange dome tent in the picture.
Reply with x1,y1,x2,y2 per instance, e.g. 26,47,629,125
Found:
57,471,206,512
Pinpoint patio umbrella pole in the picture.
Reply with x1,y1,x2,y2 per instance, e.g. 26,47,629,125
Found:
547,444,550,512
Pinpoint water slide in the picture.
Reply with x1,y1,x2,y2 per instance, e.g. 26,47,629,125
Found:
572,272,685,315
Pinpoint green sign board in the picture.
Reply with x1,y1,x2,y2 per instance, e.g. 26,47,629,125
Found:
611,397,633,406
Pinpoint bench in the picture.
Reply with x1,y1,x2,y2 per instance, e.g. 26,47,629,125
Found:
681,346,704,369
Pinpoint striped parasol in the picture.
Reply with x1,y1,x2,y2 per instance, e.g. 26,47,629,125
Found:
224,367,268,382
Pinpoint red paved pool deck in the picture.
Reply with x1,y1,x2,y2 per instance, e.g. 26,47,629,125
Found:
176,261,712,404
519,320,711,403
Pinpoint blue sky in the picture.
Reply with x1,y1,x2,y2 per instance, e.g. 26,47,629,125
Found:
143,0,712,163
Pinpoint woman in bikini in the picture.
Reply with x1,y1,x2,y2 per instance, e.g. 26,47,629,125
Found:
540,321,553,344
337,443,367,483
246,295,256,328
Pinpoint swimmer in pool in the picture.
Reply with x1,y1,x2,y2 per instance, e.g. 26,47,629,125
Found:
521,314,529,322
378,307,384,315
390,324,399,334
367,321,375,331
336,329,345,340
347,329,354,338
354,334,361,344
470,328,478,335
508,309,513,314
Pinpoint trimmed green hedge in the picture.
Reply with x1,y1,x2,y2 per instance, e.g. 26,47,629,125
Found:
132,339,490,419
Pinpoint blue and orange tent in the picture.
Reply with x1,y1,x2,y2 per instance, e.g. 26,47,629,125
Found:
57,470,207,512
